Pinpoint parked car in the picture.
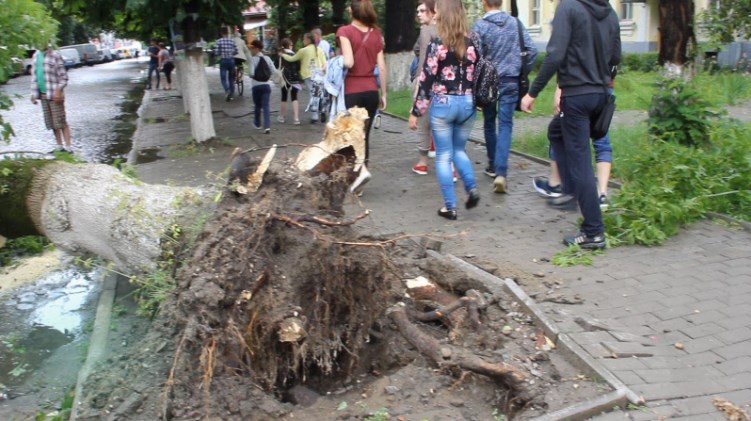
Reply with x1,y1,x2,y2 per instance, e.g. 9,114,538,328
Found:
98,48,113,63
10,57,24,77
109,48,124,60
61,43,99,65
59,48,81,69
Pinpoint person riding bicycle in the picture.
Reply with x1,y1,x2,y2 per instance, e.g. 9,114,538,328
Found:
233,30,252,77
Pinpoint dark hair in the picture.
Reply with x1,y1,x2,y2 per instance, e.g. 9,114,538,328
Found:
351,0,377,27
281,38,292,49
250,39,263,50
158,42,166,48
304,32,316,45
418,0,436,13
220,27,229,36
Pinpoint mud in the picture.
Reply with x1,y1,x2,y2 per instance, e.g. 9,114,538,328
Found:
69,158,604,421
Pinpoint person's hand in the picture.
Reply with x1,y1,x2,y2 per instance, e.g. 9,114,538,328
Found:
52,89,63,102
408,114,418,130
379,94,388,111
520,94,535,113
31,95,37,105
553,86,562,115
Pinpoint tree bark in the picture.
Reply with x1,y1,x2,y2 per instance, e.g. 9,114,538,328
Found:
302,0,320,31
658,0,696,68
183,49,217,142
180,5,216,143
20,162,214,273
331,0,346,30
384,0,417,53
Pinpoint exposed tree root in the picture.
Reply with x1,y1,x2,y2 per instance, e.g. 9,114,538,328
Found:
387,304,528,397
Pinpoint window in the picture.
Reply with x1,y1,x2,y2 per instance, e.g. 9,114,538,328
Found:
531,0,541,25
620,2,633,20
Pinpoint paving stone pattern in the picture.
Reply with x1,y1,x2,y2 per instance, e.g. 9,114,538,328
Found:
135,68,751,421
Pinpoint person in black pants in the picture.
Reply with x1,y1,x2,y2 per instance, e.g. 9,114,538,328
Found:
520,0,620,249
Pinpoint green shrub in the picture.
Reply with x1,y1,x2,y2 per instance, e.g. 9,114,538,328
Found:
0,235,53,266
620,53,659,73
647,77,723,147
605,121,751,245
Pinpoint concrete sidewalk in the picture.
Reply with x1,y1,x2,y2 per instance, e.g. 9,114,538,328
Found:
133,67,751,421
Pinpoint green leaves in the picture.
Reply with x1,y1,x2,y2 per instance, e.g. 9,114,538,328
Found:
604,120,751,246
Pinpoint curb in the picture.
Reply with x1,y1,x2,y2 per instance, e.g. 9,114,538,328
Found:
70,270,119,421
427,250,642,420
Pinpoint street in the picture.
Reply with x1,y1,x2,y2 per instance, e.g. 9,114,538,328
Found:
0,57,148,163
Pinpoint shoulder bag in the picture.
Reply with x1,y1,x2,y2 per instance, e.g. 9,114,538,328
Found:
587,12,616,139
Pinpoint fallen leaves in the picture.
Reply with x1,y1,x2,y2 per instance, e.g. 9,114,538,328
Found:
713,397,750,421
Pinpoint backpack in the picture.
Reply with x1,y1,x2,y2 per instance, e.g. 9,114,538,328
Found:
471,34,500,108
280,54,301,85
253,56,271,82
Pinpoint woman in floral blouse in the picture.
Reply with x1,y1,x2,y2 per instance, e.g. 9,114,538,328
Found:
408,0,480,220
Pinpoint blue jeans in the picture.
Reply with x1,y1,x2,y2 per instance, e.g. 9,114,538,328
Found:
219,58,235,95
147,62,160,88
547,93,607,236
252,84,271,129
483,82,519,176
430,94,477,210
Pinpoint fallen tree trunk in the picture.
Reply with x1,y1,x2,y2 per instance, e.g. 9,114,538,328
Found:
0,108,371,275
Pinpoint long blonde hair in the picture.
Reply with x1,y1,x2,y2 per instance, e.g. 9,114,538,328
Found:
436,0,468,59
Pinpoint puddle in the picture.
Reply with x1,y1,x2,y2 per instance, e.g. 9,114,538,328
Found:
132,147,163,164
0,264,100,388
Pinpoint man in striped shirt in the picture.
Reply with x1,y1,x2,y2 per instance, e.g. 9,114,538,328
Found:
215,27,239,101
30,43,72,152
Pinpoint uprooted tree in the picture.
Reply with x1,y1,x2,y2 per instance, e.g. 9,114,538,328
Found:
0,108,535,419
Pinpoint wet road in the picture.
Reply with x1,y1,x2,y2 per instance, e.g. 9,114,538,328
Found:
0,58,148,413
0,57,148,163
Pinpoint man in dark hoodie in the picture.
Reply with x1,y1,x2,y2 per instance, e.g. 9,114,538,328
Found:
520,0,620,250
471,0,537,194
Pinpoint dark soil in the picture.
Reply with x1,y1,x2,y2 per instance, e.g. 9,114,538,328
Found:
73,159,604,421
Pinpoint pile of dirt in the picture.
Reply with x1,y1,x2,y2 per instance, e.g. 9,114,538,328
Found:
73,162,603,420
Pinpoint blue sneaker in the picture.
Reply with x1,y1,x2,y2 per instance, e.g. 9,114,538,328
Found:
533,176,563,198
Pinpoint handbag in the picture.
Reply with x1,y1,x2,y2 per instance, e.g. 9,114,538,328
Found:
591,93,615,139
515,18,531,112
587,10,616,139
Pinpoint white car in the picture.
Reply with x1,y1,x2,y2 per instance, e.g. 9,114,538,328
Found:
60,48,81,69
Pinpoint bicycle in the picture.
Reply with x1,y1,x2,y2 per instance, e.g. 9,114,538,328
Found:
235,64,244,96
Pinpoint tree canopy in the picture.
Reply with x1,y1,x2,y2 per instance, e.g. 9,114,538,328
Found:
699,0,751,48
0,0,58,141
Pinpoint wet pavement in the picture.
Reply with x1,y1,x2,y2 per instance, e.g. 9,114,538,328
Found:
0,57,149,417
0,57,147,163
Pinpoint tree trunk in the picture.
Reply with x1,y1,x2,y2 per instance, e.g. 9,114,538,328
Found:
16,162,214,273
302,0,320,30
183,49,216,142
180,5,216,143
658,0,696,69
332,0,346,30
384,0,417,53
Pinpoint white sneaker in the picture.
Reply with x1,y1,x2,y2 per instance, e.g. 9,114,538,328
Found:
293,119,301,125
349,166,371,195
277,116,285,123
264,128,271,134
253,124,262,130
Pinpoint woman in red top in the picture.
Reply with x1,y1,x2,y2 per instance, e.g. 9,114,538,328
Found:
336,0,388,167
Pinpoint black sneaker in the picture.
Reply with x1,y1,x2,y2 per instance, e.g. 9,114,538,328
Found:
599,194,609,210
483,166,496,178
563,231,606,249
465,188,480,209
548,194,577,211
533,176,563,198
